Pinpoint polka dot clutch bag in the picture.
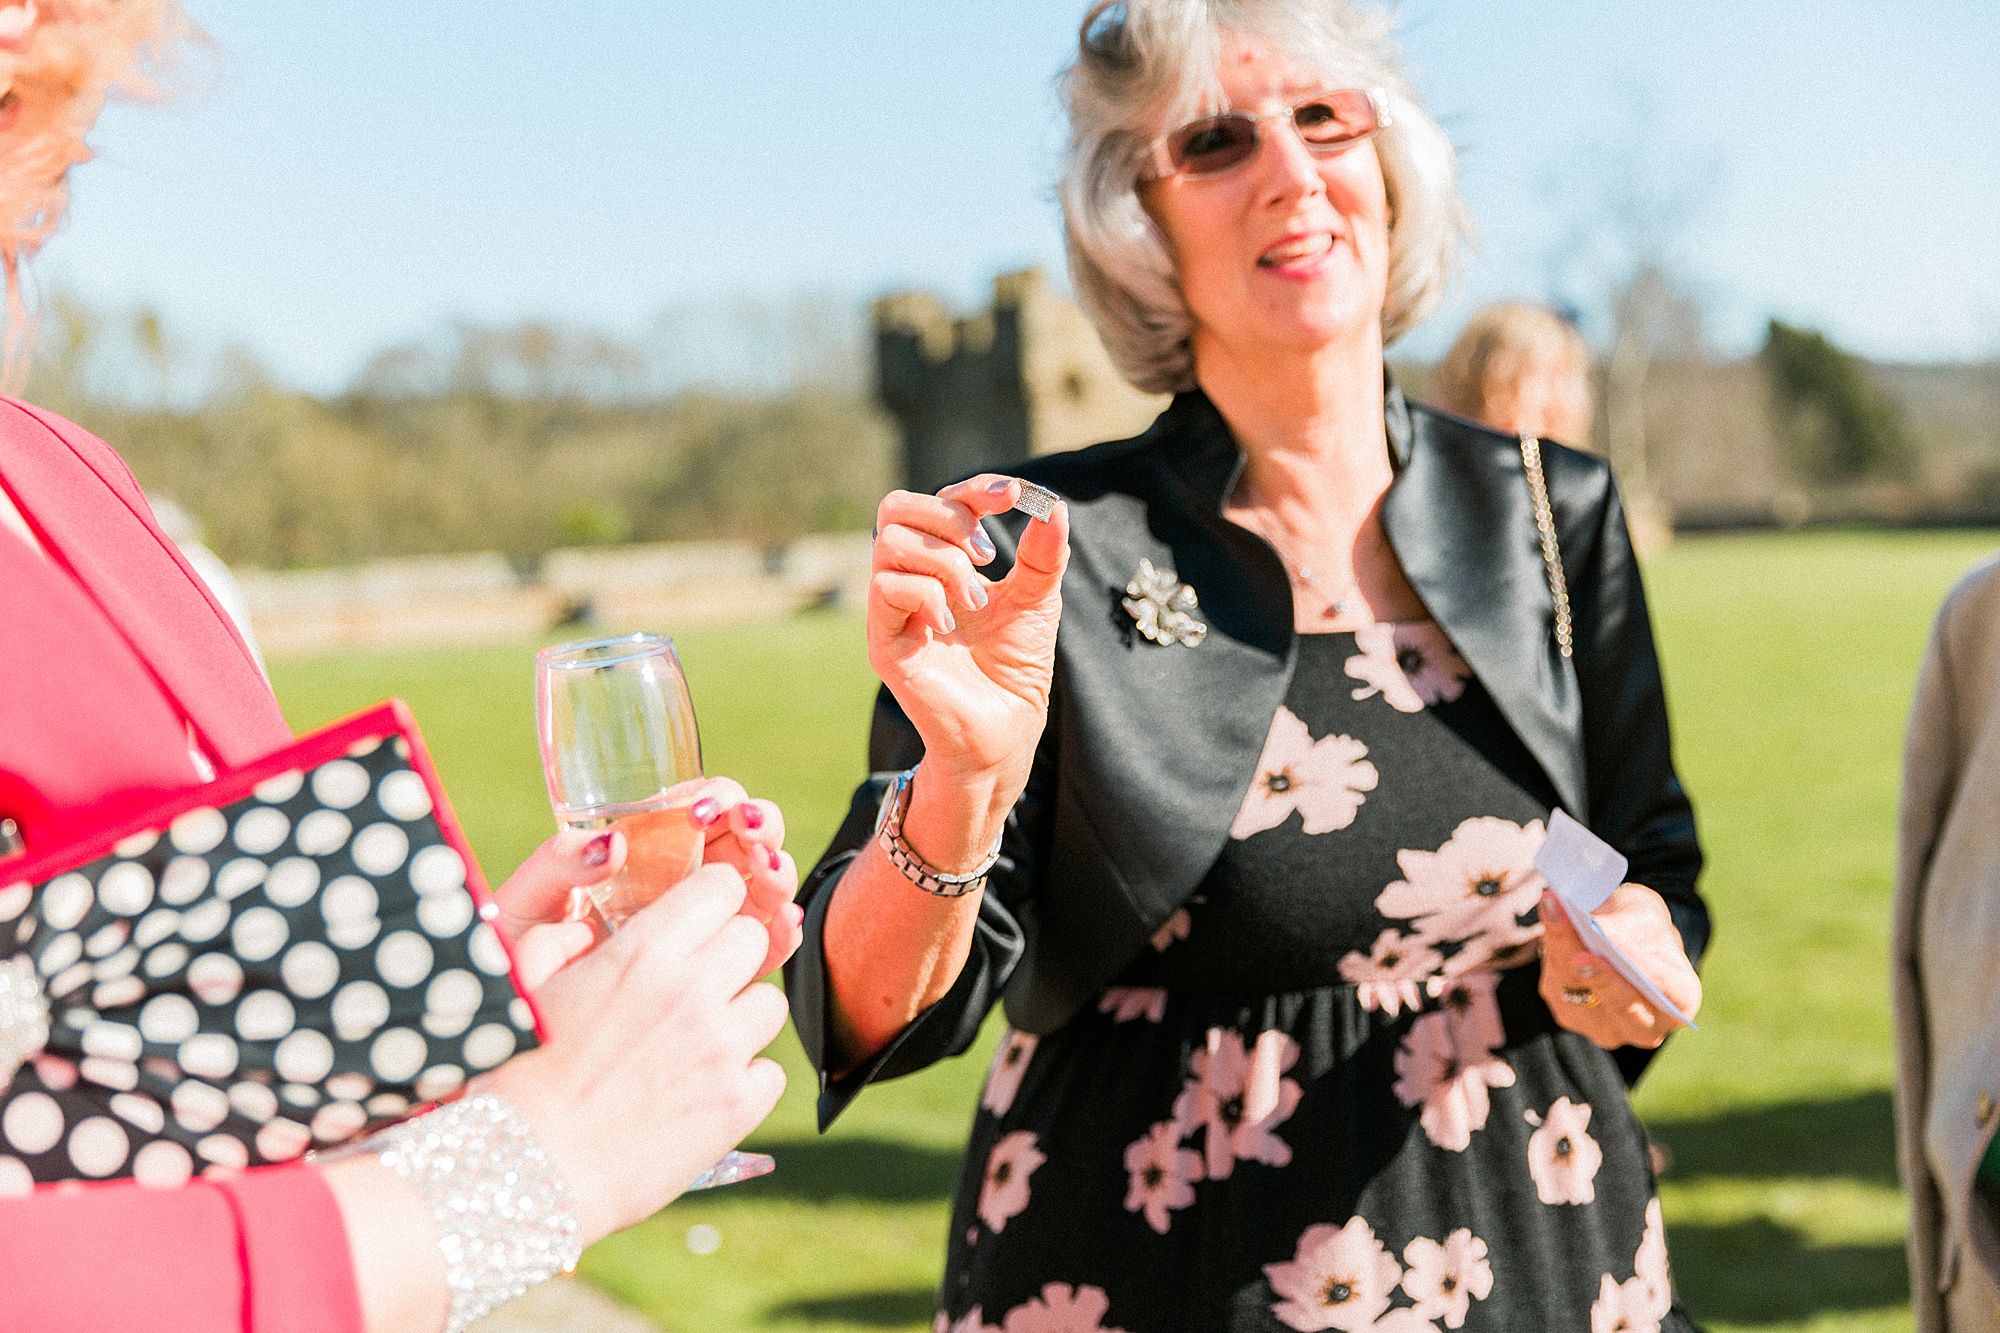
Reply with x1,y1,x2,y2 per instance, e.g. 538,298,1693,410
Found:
0,701,539,1188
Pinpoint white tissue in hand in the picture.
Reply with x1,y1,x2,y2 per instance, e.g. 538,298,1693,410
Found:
1534,810,1697,1029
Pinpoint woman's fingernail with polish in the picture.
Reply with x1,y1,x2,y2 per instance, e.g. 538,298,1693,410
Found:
970,528,997,560
690,798,721,827
968,582,990,610
940,609,957,634
740,804,764,830
986,477,1013,494
583,834,613,867
1575,961,1599,979
766,846,783,872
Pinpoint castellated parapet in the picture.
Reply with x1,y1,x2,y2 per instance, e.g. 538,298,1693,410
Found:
875,268,1170,494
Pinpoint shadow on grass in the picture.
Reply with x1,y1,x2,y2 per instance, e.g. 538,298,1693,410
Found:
1646,1089,1898,1187
1665,1216,1906,1324
767,1287,937,1327
703,1136,963,1206
1643,1090,1907,1324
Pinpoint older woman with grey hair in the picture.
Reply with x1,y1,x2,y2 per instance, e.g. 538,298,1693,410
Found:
788,2,1707,1329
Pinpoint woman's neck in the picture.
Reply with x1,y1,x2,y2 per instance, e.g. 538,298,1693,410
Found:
1196,327,1392,523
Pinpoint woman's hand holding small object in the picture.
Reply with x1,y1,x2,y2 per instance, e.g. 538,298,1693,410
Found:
1538,886,1702,1050
866,474,1071,836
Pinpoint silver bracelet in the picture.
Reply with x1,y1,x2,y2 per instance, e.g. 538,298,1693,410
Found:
873,767,1002,898
368,1094,585,1332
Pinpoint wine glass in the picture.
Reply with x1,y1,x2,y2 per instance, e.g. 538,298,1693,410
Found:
534,631,773,1190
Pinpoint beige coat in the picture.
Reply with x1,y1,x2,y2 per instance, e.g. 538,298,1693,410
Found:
1896,552,2000,1331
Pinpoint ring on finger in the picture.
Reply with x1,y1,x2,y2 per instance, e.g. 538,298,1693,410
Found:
1560,985,1599,1008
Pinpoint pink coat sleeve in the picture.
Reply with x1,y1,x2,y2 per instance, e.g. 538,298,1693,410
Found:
0,1164,363,1332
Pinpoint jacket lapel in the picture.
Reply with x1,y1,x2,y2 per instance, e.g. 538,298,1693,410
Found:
1380,409,1588,821
0,399,291,769
1002,395,1298,1029
995,388,1589,1031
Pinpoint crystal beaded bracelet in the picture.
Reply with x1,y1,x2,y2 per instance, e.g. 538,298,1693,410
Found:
367,1094,584,1332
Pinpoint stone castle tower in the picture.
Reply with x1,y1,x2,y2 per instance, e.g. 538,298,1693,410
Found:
874,268,1169,493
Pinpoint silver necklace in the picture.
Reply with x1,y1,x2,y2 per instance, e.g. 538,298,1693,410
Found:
1238,508,1359,620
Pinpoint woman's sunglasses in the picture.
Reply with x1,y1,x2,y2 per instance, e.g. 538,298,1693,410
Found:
1144,88,1390,182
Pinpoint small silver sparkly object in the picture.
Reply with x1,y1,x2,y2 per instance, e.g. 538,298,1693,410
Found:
1122,558,1208,648
367,1094,583,1332
0,954,49,1086
1011,481,1060,522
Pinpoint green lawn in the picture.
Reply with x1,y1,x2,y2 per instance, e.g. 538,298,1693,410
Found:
267,530,2000,1333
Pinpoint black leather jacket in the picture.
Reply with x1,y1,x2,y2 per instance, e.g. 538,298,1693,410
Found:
787,386,1706,1129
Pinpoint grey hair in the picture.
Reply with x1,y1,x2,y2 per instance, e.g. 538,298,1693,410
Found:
1060,0,1470,395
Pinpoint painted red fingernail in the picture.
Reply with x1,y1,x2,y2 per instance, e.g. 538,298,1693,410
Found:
583,834,613,867
766,846,783,872
740,804,764,830
690,798,721,827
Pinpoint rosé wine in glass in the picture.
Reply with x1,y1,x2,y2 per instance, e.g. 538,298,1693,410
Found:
534,632,772,1189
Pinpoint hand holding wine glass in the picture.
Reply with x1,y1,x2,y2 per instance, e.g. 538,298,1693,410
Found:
534,632,784,1188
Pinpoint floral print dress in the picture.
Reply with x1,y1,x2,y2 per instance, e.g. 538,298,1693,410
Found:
936,627,1693,1333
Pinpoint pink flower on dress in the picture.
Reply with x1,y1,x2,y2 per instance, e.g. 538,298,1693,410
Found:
976,1131,1046,1234
1122,1119,1203,1234
1264,1215,1404,1332
1430,972,1506,1050
981,1031,1039,1118
1172,1028,1304,1178
1588,1275,1662,1333
1337,930,1445,1017
1401,1229,1495,1329
1345,622,1471,713
1588,1199,1672,1333
1375,817,1547,946
1391,977,1516,1151
1149,907,1191,952
1588,1276,1640,1333
1230,707,1379,839
1633,1198,1672,1317
1345,624,1424,713
1000,1282,1129,1333
1098,987,1168,1023
1527,1097,1604,1205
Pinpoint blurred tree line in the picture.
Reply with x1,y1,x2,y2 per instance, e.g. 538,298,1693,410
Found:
22,294,898,568
1761,318,1910,485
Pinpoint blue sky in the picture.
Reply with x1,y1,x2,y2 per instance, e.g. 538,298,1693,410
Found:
38,0,2000,391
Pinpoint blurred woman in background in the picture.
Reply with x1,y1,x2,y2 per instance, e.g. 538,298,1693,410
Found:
791,2,1706,1329
1432,301,1595,448
0,4,800,1330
